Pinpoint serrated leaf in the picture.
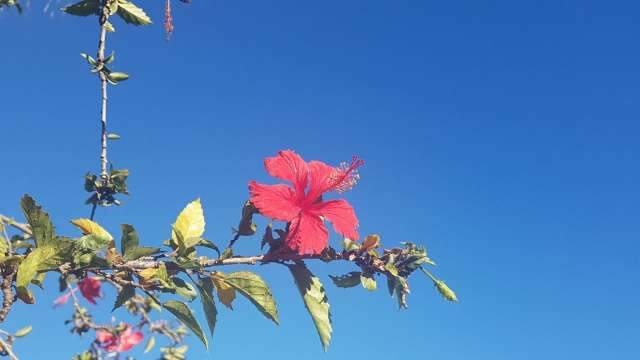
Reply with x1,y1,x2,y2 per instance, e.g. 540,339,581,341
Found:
172,199,205,245
329,272,361,288
16,246,55,289
144,336,156,353
21,195,54,247
63,0,99,16
224,272,279,324
163,300,208,349
116,0,152,25
196,278,217,336
14,325,32,337
112,285,135,311
288,263,332,351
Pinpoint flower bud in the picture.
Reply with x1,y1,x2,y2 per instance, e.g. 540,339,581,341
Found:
435,280,458,302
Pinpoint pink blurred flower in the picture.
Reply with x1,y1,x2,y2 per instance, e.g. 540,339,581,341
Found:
52,291,72,307
96,325,144,353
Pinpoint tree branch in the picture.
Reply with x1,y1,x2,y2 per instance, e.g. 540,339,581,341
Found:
97,0,110,180
0,216,31,237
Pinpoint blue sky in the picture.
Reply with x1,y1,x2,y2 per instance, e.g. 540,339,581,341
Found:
1,0,639,359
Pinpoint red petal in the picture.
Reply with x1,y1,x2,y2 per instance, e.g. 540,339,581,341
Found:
126,331,144,345
96,330,114,344
311,199,359,240
249,181,301,221
78,277,101,304
286,213,329,255
264,150,309,196
306,160,336,202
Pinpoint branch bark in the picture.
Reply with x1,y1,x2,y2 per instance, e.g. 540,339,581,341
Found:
97,1,109,180
0,215,31,237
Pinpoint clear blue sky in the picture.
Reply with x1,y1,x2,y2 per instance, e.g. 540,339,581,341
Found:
1,1,639,359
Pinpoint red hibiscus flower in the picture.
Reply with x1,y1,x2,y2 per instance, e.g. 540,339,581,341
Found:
96,324,143,353
78,277,102,304
249,150,363,255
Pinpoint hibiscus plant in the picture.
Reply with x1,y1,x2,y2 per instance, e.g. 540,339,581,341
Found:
0,2,458,359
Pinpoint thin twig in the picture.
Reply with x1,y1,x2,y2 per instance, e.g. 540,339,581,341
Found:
0,336,18,360
0,216,31,237
97,0,110,180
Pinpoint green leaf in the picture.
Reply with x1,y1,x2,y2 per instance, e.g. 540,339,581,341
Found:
106,72,129,84
106,132,120,140
126,246,161,260
104,51,115,65
197,239,220,256
21,195,55,247
14,325,32,337
163,300,208,349
144,336,156,353
63,0,99,16
16,246,55,290
329,272,362,288
196,278,218,336
76,234,111,251
116,0,152,25
80,53,97,66
225,271,279,324
113,285,135,311
121,224,160,260
104,20,116,32
361,273,377,291
288,263,332,351
120,224,138,256
173,277,198,302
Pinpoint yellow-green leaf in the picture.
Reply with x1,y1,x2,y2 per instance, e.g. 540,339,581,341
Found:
360,273,377,291
14,326,32,337
288,263,332,351
172,199,205,246
116,0,152,25
71,218,113,242
144,336,155,353
16,246,55,289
